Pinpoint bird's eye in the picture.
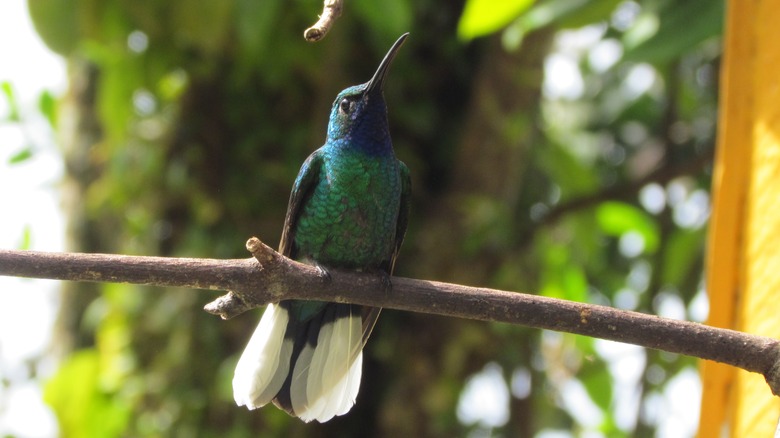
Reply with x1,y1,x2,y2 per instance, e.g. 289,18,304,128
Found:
339,98,352,114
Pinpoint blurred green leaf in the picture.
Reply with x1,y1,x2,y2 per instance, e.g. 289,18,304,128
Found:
27,0,80,55
1,82,20,121
536,140,600,199
87,48,140,144
540,243,588,301
44,350,131,438
501,0,620,49
596,201,660,253
457,0,535,40
662,228,705,285
38,90,57,127
556,0,623,29
8,148,34,164
18,225,32,250
157,69,189,102
623,0,724,64
563,264,588,301
515,0,597,33
579,362,612,415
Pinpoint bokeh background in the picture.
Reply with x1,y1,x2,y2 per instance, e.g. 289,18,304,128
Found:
1,0,721,436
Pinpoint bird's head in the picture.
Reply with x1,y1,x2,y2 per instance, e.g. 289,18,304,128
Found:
326,33,408,155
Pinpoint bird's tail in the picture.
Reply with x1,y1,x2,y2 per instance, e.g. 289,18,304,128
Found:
233,302,379,423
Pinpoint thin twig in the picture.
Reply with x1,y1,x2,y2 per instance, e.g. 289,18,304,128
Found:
304,0,343,42
1,237,779,397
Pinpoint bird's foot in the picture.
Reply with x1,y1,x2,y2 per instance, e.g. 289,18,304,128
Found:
376,270,392,294
314,263,332,283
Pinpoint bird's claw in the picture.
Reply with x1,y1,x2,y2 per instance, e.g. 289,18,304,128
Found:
314,264,332,282
377,270,392,293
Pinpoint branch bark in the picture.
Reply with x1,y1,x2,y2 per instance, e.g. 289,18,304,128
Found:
1,237,779,397
304,0,343,42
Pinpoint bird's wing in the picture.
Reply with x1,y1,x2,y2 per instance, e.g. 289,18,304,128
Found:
391,160,412,273
279,149,323,258
378,159,412,275
363,160,412,343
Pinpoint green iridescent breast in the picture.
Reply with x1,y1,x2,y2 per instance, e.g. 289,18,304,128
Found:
294,150,402,269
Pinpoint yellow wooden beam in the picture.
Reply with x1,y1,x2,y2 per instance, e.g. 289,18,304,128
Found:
700,0,780,436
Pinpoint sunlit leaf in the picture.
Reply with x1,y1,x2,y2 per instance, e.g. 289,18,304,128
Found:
541,243,588,301
562,265,588,301
1,81,20,121
96,314,135,391
457,0,535,40
44,350,131,438
596,201,660,253
44,350,98,435
8,147,34,164
157,69,189,102
18,225,32,250
38,90,57,127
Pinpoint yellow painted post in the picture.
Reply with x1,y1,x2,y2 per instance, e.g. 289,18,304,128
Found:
699,0,780,436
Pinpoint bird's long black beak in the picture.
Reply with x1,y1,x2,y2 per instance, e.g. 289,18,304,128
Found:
365,33,409,96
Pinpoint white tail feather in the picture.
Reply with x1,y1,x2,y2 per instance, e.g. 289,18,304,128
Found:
290,312,363,422
337,350,363,416
233,304,293,409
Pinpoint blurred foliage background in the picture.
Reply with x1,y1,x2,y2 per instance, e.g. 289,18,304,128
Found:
10,0,722,435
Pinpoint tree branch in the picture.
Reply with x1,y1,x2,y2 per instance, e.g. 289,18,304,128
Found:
304,0,343,42
1,237,779,397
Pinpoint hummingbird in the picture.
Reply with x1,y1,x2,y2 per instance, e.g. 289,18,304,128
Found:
232,33,411,423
